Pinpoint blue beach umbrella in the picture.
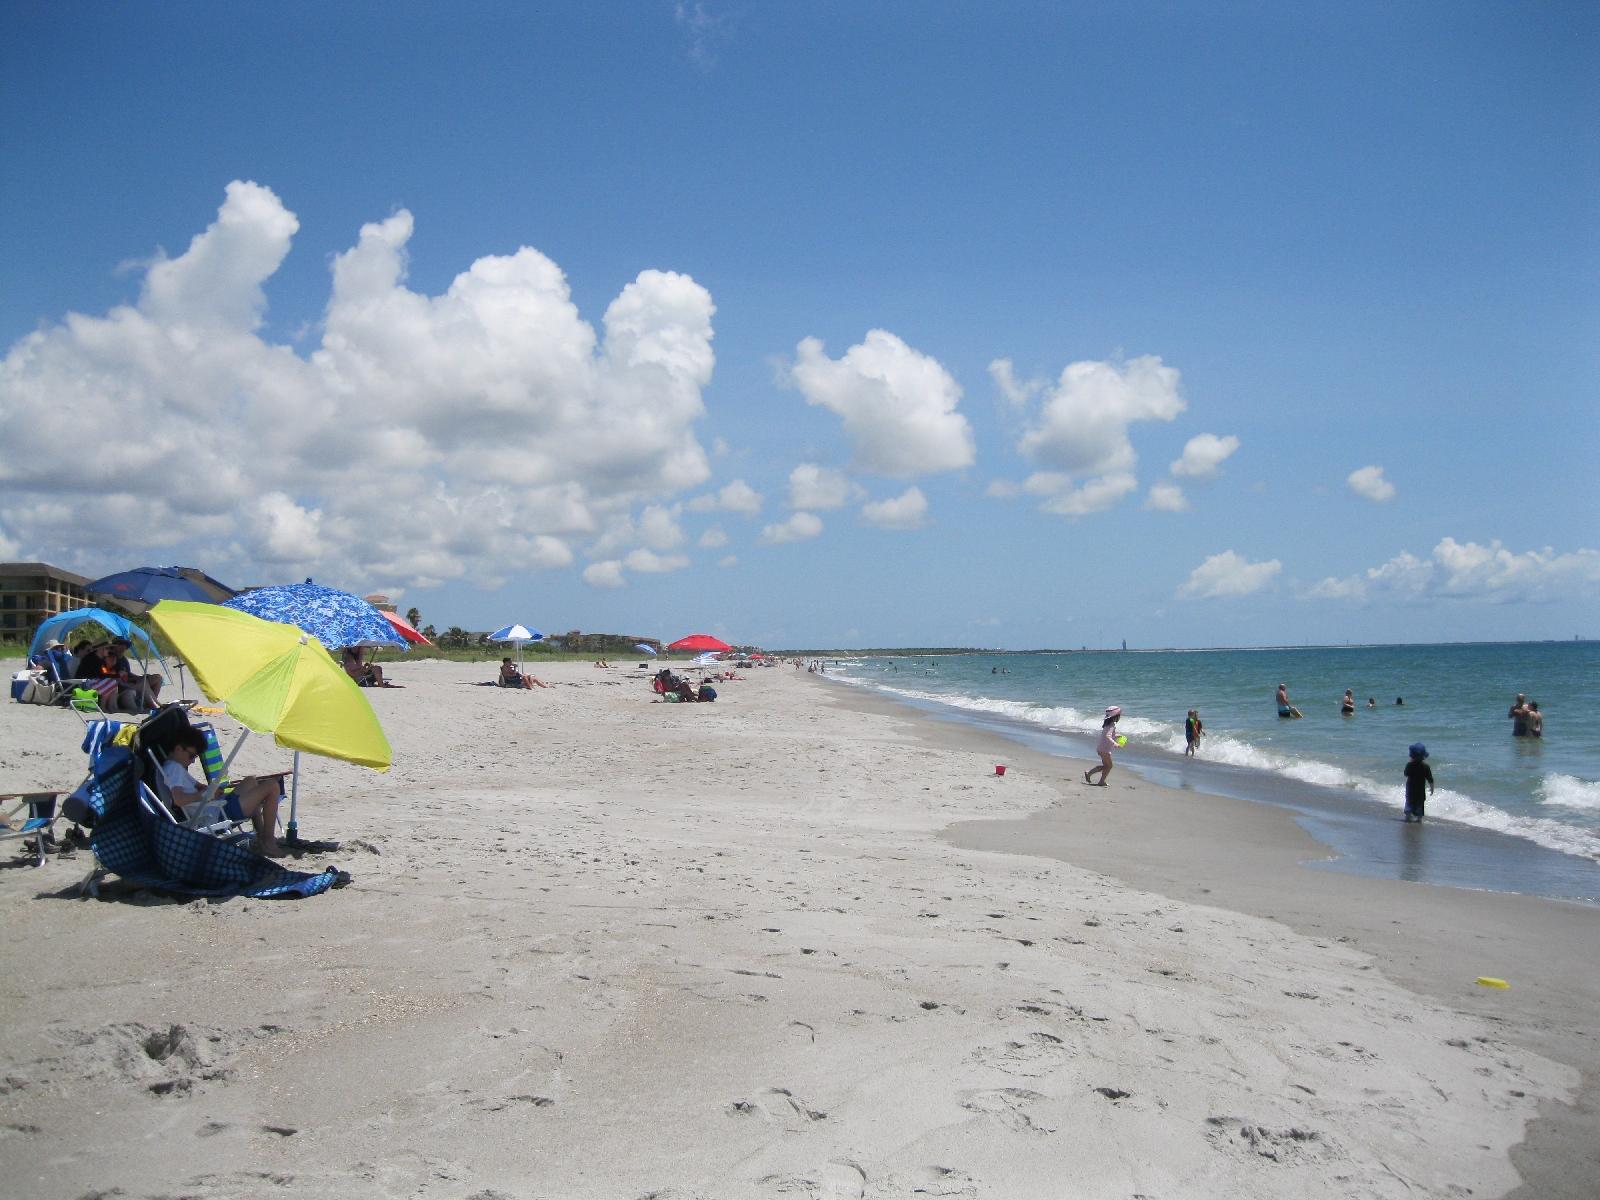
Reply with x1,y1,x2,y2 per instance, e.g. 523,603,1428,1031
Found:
223,583,405,651
635,643,658,657
85,566,236,614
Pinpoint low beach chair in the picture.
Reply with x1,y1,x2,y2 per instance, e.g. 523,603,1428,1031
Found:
0,793,63,867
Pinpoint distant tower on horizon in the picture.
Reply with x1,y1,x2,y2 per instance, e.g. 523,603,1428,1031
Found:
1122,639,1127,651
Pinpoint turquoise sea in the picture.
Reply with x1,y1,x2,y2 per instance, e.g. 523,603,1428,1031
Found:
825,642,1600,898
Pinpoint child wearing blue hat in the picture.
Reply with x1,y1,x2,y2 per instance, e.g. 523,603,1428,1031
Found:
1403,744,1434,823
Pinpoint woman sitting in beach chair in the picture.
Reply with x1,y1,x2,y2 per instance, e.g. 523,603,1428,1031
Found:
499,658,549,689
341,647,400,688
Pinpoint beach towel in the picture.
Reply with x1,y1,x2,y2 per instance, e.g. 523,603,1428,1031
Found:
84,754,342,899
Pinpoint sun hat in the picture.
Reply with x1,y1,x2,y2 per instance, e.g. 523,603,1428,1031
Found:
1105,705,1122,719
43,638,62,649
1409,743,1427,759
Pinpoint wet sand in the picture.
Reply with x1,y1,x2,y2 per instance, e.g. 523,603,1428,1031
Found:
819,683,1600,1198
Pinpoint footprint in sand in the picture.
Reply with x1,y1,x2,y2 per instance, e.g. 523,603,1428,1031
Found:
968,1031,1075,1077
726,1086,827,1127
1203,1117,1344,1166
958,1087,1054,1133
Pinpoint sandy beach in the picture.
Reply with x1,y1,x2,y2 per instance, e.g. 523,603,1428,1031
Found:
0,659,1592,1199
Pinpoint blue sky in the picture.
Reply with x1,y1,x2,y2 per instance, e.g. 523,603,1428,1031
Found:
2,2,1595,649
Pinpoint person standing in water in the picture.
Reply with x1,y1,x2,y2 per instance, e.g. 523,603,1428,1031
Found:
1276,683,1303,718
1403,743,1434,822
1184,709,1203,756
1526,701,1543,738
1341,689,1355,715
1085,706,1122,786
1509,694,1529,736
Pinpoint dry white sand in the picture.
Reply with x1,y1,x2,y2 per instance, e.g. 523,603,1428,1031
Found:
0,659,1579,1199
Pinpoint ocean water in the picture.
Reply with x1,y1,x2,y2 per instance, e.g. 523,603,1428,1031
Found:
823,642,1600,889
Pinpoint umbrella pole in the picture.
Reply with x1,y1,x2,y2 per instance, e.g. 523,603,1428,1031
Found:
202,729,251,802
286,751,300,844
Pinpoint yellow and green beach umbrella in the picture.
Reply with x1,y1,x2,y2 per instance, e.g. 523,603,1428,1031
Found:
149,600,391,770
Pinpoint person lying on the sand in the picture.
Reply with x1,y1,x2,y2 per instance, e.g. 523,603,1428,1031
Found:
162,728,286,857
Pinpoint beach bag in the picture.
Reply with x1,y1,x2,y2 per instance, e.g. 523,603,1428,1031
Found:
698,686,717,702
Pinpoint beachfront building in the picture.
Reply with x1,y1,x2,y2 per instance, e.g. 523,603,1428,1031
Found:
0,562,92,648
364,594,398,613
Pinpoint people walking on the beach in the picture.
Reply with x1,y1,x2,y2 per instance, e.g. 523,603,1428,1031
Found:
1526,701,1543,738
1403,743,1434,822
1276,683,1303,718
1085,706,1122,786
1509,694,1529,736
1341,689,1355,715
1184,709,1202,755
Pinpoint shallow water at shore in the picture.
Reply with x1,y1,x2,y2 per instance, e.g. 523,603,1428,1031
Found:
823,642,1600,899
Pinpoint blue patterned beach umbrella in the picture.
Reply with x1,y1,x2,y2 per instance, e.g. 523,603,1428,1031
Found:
223,583,405,650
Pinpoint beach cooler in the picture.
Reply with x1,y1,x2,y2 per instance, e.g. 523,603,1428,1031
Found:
12,671,35,701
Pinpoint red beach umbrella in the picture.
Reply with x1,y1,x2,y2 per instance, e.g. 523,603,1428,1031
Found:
668,634,734,653
381,609,434,646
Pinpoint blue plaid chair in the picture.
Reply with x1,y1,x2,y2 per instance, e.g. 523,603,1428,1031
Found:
77,724,343,899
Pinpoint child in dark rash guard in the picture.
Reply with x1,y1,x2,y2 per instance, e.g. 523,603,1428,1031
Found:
1403,743,1434,823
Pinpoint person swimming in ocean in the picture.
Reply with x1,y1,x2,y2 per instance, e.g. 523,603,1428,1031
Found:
1276,683,1303,719
1366,697,1376,708
1403,743,1434,822
1341,689,1355,715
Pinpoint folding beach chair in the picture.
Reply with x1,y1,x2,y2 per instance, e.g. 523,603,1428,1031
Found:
0,793,62,867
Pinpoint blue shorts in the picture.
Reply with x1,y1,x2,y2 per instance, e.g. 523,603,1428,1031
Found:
222,794,245,821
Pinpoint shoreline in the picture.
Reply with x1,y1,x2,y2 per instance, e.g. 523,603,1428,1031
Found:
816,666,1600,900
0,660,1591,1197
808,671,1600,1198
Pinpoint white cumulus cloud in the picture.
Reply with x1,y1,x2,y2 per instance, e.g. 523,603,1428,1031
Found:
1012,356,1184,519
758,511,823,546
859,486,929,530
717,555,738,568
988,358,1042,407
624,548,690,574
1143,482,1190,512
1347,465,1396,502
686,478,763,517
1178,551,1283,599
583,560,627,588
698,525,728,548
1023,470,1140,518
0,181,715,589
786,463,863,510
786,331,975,478
1303,539,1600,605
1170,433,1240,479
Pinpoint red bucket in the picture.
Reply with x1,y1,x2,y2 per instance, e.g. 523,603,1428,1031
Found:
995,765,1007,776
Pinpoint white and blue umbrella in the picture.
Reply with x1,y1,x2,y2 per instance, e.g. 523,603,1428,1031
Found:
635,643,658,657
224,582,405,651
491,624,542,670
